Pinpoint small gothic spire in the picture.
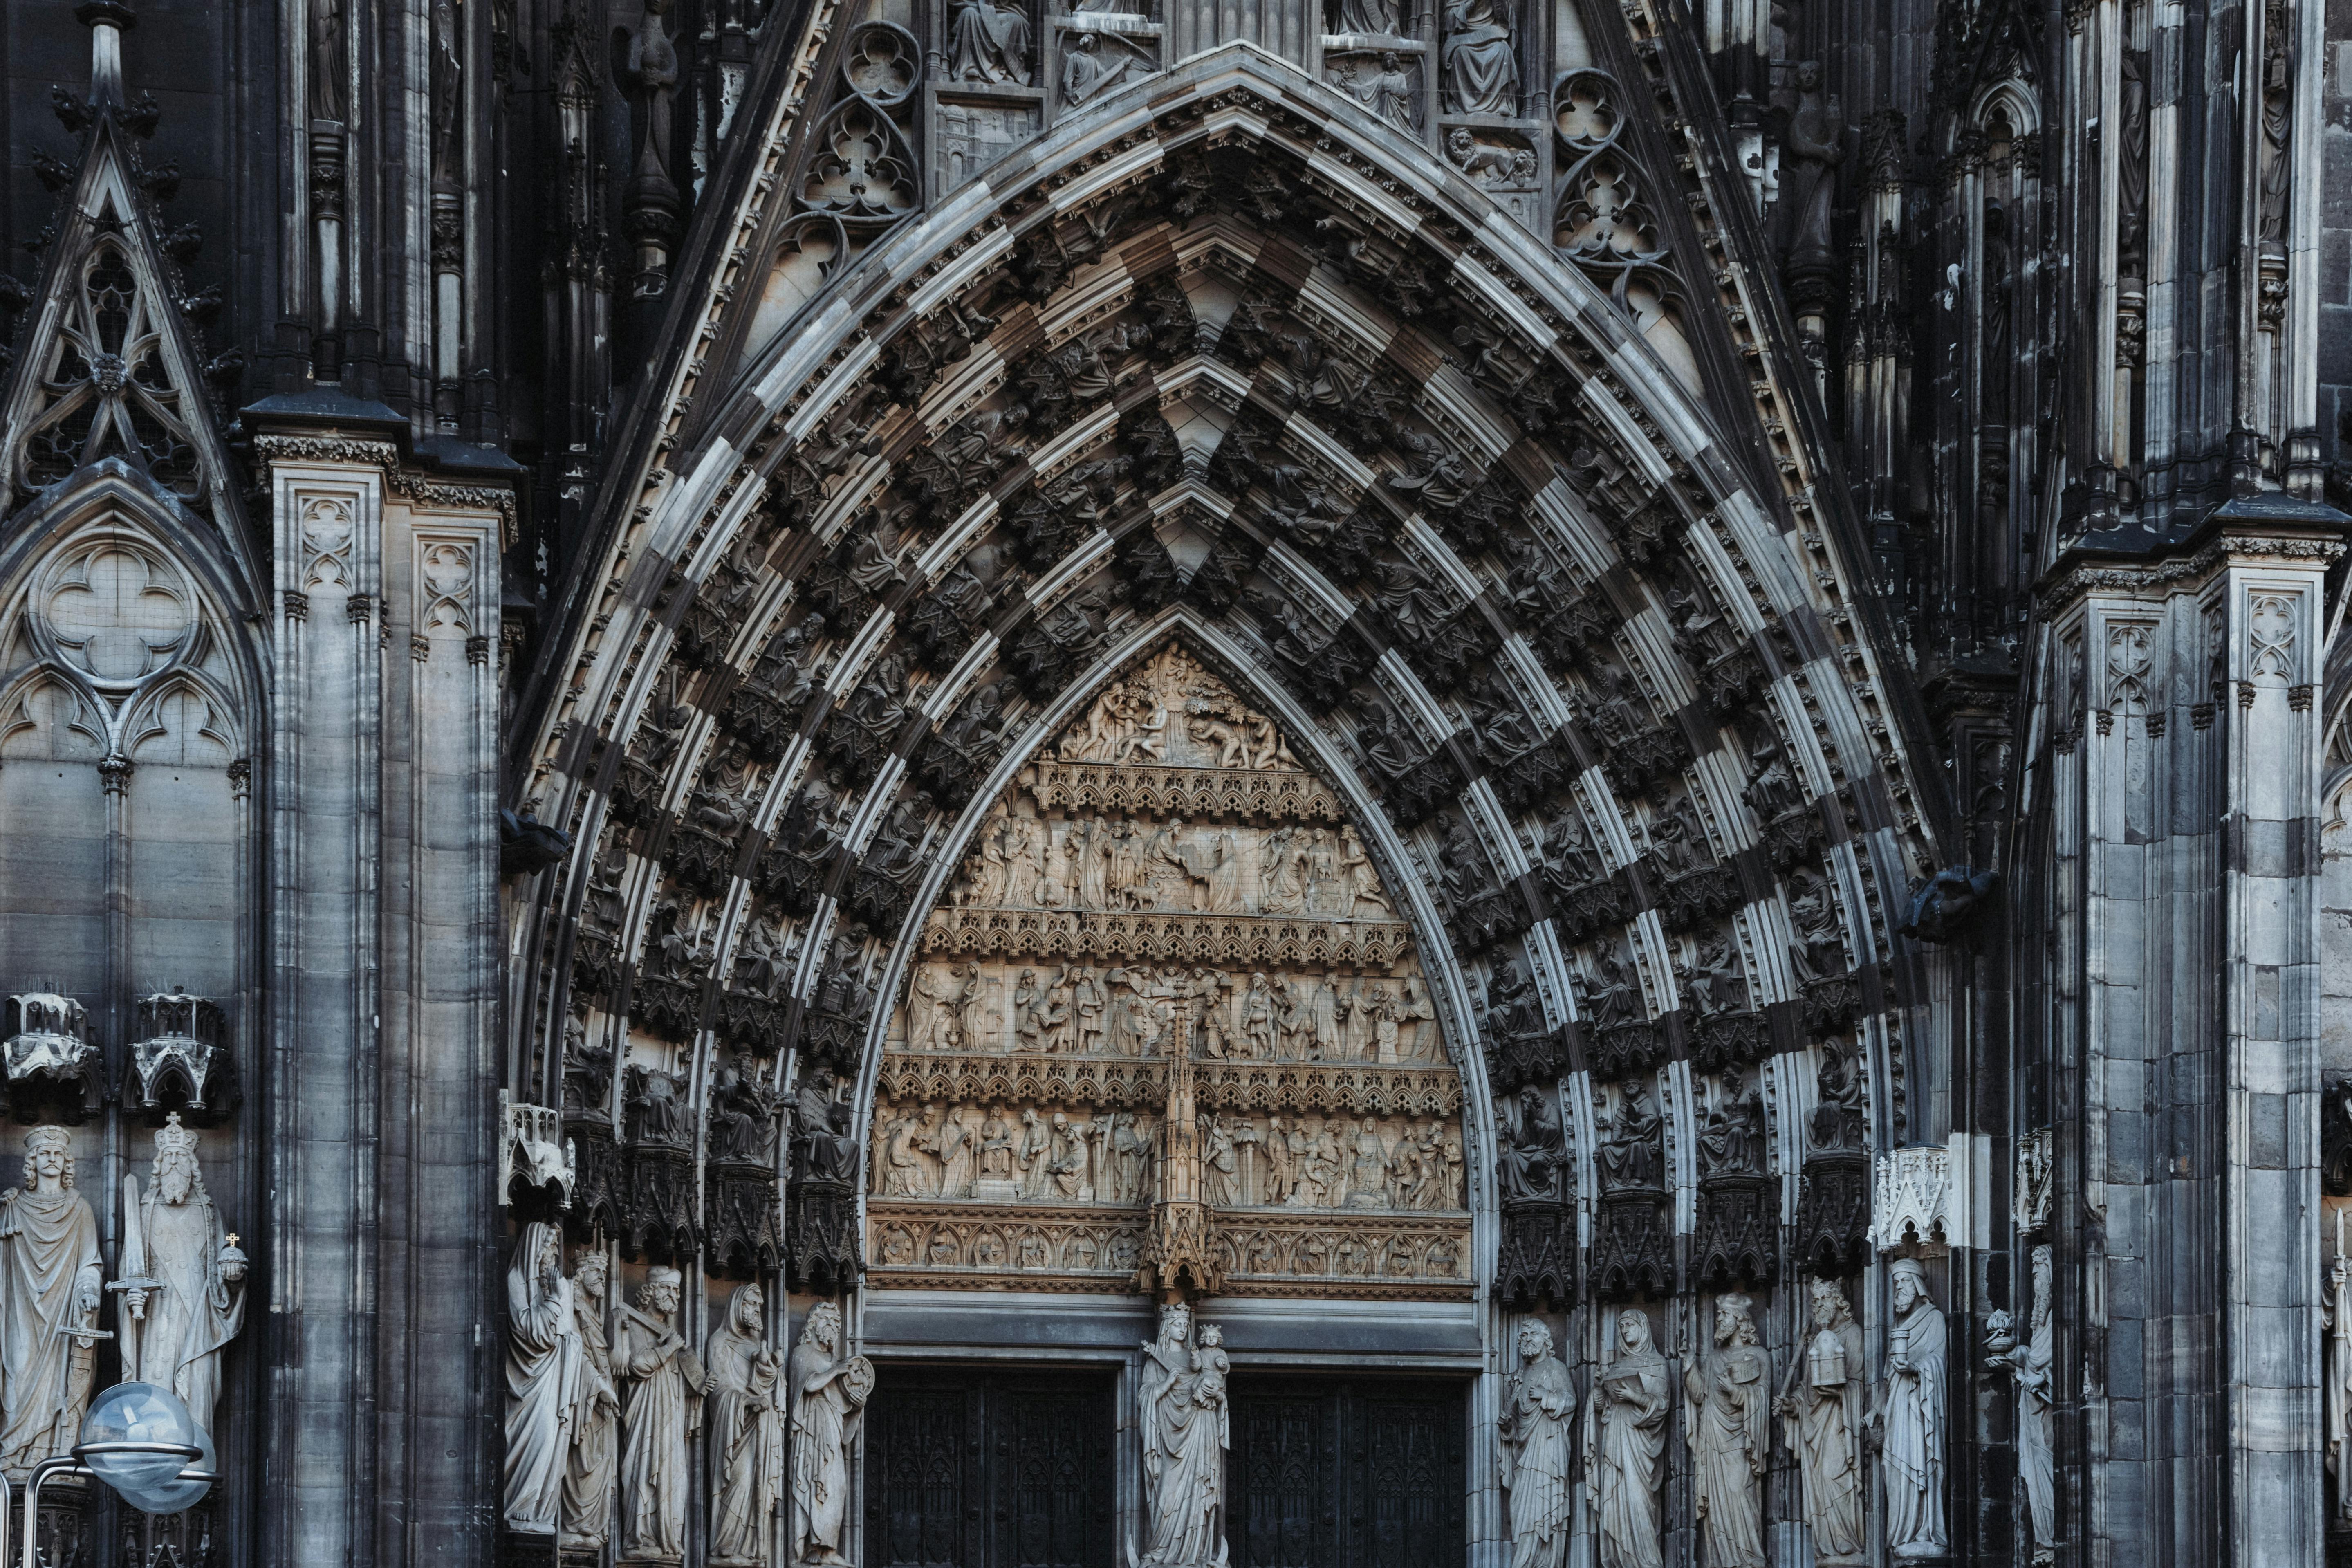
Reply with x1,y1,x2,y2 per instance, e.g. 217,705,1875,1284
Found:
73,0,136,107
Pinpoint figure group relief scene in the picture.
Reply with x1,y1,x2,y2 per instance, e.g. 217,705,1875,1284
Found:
870,643,1473,1298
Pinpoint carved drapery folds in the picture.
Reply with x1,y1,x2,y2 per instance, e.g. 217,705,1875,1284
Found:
621,1063,697,1261
1692,1078,1776,1290
787,1072,863,1293
1590,1080,1671,1299
1795,1041,1871,1275
702,1067,780,1277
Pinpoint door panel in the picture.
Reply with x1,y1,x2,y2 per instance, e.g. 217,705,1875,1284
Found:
1227,1377,1465,1568
865,1366,1117,1568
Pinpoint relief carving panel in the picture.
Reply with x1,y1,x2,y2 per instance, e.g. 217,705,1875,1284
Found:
868,642,1470,1300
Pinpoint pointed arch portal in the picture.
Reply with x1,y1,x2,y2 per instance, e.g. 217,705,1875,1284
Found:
507,38,1947,1568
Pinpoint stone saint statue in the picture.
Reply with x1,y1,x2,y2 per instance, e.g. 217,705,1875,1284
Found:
1777,1277,1865,1564
1498,1321,1574,1568
1988,1244,2055,1554
116,1113,247,1438
1585,1308,1667,1568
708,1283,787,1566
1139,1301,1228,1568
617,1266,705,1563
0,1126,103,1480
789,1300,873,1567
2333,1252,2352,1524
1880,1257,1948,1558
502,1221,579,1535
1684,1294,1770,1568
562,1249,621,1551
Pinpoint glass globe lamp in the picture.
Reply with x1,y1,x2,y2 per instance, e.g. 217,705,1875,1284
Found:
76,1382,211,1512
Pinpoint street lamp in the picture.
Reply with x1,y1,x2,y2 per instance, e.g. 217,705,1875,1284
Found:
8,1382,215,1568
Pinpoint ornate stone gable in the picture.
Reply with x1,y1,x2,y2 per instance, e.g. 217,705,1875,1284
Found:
868,640,1470,1299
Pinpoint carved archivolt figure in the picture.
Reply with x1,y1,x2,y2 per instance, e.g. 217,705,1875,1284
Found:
1684,1294,1770,1568
1139,1302,1228,1568
789,1301,873,1567
617,1267,705,1563
1586,1308,1667,1568
1498,1321,1574,1568
0,1126,103,1479
117,1113,246,1437
562,1250,621,1550
1778,1277,1864,1563
1881,1258,1948,1558
503,1221,579,1535
707,1283,787,1566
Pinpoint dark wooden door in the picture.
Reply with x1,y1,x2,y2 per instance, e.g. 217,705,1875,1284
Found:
865,1365,1117,1568
1227,1377,1466,1568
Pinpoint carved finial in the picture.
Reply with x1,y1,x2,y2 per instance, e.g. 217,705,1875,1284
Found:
73,1,137,107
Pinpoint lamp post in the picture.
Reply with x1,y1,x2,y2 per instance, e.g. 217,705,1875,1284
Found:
9,1382,217,1568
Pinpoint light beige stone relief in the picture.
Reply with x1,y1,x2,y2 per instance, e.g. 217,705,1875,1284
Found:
867,641,1470,1299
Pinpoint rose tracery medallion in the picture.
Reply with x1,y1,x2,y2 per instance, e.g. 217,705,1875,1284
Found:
867,642,1472,1299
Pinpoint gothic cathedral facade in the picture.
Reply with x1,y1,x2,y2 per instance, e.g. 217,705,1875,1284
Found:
0,0,2344,1563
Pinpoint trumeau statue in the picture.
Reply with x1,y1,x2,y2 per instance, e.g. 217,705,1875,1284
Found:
788,1301,872,1568
706,1283,787,1566
0,1126,103,1480
1778,1277,1865,1564
117,1113,247,1438
1684,1294,1770,1568
563,1249,621,1551
617,1266,705,1563
1139,1301,1229,1568
1498,1320,1573,1568
1586,1308,1668,1568
503,1221,579,1536
1881,1258,1948,1559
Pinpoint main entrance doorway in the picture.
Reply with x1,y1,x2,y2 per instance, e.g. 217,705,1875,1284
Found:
864,1365,1119,1568
1227,1376,1467,1568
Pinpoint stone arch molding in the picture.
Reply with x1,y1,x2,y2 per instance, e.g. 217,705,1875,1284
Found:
0,460,258,773
514,43,1940,1318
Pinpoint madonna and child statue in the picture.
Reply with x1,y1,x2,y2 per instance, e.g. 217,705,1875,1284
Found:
1137,1301,1230,1567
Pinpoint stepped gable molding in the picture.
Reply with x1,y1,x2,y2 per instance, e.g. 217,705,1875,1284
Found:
0,90,256,597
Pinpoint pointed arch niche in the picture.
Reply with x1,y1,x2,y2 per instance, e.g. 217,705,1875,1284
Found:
861,633,1475,1309
0,466,260,1027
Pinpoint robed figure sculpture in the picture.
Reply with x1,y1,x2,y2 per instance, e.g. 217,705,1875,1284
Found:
0,1126,102,1480
117,1114,247,1438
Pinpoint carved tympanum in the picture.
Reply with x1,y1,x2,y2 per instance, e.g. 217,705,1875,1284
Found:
868,640,1470,1299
